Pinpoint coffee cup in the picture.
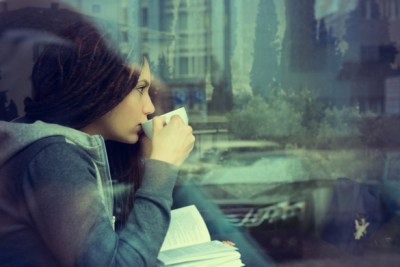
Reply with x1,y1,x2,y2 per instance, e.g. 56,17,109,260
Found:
141,107,188,139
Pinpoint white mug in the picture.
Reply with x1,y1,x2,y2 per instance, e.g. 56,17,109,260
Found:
141,107,188,139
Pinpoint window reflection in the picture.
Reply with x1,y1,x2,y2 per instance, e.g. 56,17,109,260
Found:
1,0,400,265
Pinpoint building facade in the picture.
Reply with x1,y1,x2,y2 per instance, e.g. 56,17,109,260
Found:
140,0,217,115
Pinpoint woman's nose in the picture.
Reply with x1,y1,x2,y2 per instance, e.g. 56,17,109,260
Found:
143,96,155,115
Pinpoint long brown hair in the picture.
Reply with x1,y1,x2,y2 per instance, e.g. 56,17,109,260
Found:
25,16,145,226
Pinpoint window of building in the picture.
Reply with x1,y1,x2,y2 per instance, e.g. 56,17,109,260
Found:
191,56,207,77
162,13,173,31
178,34,189,49
178,12,188,30
178,57,189,76
179,0,187,9
142,7,148,27
364,0,381,19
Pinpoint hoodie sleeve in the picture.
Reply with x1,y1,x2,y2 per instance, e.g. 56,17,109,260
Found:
23,141,178,267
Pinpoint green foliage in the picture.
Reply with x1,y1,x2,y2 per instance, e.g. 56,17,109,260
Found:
227,89,309,143
228,87,400,150
315,106,364,149
224,88,400,180
227,96,271,140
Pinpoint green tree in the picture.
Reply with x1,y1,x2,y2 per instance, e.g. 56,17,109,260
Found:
227,90,306,145
315,106,364,149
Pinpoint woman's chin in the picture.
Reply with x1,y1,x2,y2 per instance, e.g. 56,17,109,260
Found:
125,134,140,144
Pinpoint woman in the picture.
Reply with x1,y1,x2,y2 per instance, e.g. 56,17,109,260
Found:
0,16,195,267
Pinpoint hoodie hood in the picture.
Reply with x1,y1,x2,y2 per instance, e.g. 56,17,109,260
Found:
0,120,106,166
0,119,114,223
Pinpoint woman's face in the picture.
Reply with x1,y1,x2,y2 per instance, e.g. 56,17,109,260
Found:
82,59,155,144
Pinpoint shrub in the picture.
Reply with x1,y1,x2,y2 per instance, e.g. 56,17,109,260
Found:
227,88,371,149
315,106,364,149
227,90,307,144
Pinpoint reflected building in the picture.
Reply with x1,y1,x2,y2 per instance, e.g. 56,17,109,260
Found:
3,0,398,118
250,0,281,98
140,0,228,116
282,0,400,113
0,0,232,117
281,0,343,106
339,0,400,113
66,0,141,61
140,0,281,115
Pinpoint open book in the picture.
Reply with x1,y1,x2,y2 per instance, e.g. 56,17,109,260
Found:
157,205,244,267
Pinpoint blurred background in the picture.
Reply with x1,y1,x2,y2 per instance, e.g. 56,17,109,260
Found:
1,0,400,266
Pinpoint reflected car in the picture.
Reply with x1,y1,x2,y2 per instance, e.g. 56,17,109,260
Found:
178,140,315,260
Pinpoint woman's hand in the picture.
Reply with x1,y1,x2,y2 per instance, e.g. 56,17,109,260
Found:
149,115,195,166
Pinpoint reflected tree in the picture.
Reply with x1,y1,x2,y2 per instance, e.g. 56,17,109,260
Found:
250,0,280,98
209,56,233,114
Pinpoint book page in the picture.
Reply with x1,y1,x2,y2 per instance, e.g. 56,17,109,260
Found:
162,253,241,267
160,205,211,252
214,259,244,267
158,240,239,265
217,259,245,267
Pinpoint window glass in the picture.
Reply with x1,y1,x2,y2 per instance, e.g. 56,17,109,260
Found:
1,0,400,266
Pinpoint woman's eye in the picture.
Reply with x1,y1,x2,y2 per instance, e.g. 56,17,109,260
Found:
137,87,145,95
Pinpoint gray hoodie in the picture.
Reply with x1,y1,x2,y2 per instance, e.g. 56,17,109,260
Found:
0,119,178,267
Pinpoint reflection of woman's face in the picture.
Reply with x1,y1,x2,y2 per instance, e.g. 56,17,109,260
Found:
81,59,155,144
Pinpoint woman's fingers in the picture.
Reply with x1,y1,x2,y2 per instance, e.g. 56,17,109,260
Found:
149,115,195,166
152,116,166,134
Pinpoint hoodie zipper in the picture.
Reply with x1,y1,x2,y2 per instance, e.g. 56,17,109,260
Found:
98,135,115,230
